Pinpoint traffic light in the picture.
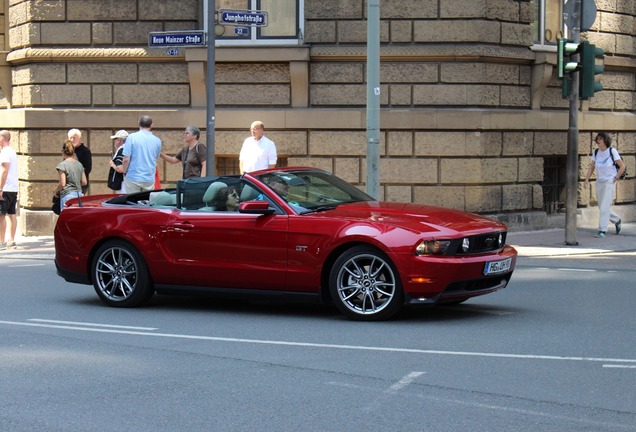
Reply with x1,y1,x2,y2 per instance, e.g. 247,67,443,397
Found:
557,38,581,98
579,41,604,100
557,38,581,79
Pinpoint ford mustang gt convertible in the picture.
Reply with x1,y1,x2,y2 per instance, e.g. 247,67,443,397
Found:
55,167,517,321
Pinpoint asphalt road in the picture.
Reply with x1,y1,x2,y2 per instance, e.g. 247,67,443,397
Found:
1,253,635,432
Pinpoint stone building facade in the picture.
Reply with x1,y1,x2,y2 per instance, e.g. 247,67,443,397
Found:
0,0,634,235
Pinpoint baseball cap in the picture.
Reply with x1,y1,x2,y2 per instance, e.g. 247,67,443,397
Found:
110,130,129,139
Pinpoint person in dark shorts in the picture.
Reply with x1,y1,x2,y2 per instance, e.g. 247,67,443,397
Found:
0,129,18,250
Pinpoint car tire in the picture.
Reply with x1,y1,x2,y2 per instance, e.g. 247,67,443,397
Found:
91,240,154,307
329,245,403,321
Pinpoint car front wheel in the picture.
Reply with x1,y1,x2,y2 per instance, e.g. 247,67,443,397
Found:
329,246,403,321
91,240,154,307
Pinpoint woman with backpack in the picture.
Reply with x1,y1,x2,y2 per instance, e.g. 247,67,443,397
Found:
159,125,207,179
583,132,627,238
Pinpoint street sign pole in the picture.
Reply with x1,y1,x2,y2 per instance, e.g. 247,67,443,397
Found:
565,0,582,246
366,0,380,199
206,5,215,176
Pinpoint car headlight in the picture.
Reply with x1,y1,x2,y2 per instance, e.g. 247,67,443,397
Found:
416,239,451,255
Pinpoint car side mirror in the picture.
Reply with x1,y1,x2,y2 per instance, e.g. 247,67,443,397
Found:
239,200,275,215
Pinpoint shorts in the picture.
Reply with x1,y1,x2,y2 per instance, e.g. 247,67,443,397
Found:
0,191,18,215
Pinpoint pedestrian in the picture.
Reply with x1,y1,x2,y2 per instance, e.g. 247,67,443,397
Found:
160,125,207,178
121,115,162,193
67,128,92,195
108,130,128,194
583,132,626,238
54,140,87,213
239,120,277,174
0,130,19,250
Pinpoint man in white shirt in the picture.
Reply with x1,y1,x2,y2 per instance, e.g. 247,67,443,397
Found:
239,120,277,174
0,130,19,249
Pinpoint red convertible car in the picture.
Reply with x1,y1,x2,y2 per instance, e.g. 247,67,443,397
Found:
55,167,517,320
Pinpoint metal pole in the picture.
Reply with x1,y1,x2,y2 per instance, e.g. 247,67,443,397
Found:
365,0,380,199
205,3,216,176
564,0,581,245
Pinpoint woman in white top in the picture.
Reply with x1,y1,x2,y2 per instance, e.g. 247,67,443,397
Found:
583,132,626,238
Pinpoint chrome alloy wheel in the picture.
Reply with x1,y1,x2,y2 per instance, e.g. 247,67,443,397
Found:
94,246,139,302
335,253,397,316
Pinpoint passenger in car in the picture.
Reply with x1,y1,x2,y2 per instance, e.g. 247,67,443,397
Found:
269,178,288,200
212,186,240,212
224,186,240,212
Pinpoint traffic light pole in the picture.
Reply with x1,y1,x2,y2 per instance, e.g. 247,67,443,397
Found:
565,0,582,245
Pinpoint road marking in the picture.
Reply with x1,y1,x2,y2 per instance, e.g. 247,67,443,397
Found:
603,364,636,369
387,371,426,393
556,268,596,272
1,319,636,366
329,381,635,430
8,264,46,267
28,318,158,331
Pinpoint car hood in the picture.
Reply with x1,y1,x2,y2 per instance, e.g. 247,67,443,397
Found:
309,201,507,236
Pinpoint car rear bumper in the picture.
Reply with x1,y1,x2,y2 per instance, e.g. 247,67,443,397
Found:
55,260,90,285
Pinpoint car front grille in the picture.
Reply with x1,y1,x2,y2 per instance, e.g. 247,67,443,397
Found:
448,231,507,255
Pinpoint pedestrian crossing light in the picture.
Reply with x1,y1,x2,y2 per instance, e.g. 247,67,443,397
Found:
557,38,581,79
557,38,581,98
579,41,604,100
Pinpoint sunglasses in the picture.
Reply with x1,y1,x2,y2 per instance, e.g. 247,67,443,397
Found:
228,191,239,198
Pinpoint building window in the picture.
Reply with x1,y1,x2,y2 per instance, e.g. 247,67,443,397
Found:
216,156,288,176
533,0,564,48
205,0,303,46
542,156,566,214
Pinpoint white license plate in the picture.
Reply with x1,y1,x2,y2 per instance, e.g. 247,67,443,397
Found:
484,257,512,275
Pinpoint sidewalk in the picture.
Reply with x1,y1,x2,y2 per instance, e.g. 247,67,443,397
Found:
1,223,635,260
508,222,636,257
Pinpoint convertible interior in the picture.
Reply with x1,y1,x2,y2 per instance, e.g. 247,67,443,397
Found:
105,176,264,212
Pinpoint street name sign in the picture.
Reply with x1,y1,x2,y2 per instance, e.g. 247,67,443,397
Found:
218,9,268,27
148,31,206,47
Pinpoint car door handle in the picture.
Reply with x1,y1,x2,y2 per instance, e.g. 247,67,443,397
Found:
170,222,194,232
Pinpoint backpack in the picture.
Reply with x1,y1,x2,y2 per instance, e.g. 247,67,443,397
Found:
594,146,627,180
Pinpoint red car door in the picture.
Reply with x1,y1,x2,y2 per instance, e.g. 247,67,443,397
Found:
156,210,289,290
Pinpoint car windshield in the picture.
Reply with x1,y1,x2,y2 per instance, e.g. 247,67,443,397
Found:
255,170,374,213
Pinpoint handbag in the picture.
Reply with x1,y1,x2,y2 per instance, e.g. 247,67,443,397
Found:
107,168,123,190
52,194,61,215
108,147,124,190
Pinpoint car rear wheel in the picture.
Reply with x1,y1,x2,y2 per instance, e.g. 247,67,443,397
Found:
329,246,403,321
91,240,154,307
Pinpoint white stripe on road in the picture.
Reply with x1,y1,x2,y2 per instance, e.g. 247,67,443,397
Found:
387,371,426,393
1,319,636,365
556,268,596,272
603,364,636,369
28,318,158,331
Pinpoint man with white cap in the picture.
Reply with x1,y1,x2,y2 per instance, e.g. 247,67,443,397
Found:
108,130,128,194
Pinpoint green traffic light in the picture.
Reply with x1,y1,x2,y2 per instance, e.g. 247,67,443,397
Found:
579,41,605,99
557,38,581,78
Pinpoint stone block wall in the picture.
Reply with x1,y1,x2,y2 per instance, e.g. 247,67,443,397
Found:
306,0,535,109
